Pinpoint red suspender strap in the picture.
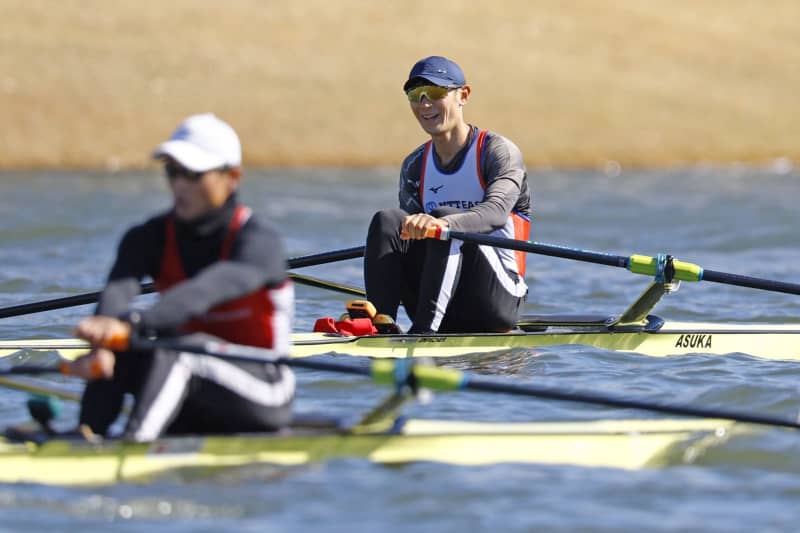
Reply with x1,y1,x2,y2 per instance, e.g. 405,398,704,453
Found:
219,206,252,260
157,205,252,291
155,216,185,291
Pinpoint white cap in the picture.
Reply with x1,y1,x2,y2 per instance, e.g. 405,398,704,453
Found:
152,113,241,172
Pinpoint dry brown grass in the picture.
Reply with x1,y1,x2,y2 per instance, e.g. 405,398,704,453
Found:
1,0,798,170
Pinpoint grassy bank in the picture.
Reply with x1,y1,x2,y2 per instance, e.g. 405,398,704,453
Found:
1,0,798,170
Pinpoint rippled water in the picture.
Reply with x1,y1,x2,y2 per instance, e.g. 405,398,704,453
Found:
1,166,799,531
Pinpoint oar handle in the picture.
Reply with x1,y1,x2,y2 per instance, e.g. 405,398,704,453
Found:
423,226,451,241
105,331,131,352
57,359,107,380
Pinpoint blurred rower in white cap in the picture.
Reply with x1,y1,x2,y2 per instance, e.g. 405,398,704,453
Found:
70,113,295,442
152,112,243,221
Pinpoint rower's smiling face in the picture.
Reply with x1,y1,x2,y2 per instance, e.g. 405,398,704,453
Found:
408,85,470,136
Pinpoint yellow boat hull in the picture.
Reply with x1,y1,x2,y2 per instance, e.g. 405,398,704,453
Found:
0,418,733,485
3,319,798,361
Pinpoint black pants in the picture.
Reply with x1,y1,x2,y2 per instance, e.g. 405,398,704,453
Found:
79,334,294,441
364,208,527,333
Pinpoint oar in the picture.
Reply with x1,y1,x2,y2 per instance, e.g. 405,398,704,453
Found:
10,334,794,431
0,376,81,403
0,246,365,319
0,364,76,376
0,376,134,427
289,273,365,297
0,290,108,319
287,246,364,269
426,228,800,296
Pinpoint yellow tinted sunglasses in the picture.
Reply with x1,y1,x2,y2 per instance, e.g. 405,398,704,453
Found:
406,85,453,103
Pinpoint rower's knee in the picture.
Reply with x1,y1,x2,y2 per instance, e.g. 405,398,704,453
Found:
368,209,407,245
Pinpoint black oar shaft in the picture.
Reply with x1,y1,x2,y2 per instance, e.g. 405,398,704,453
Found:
129,337,370,377
0,283,159,319
448,230,800,297
448,231,626,268
289,273,365,297
125,339,800,430
0,246,366,319
0,292,103,319
129,340,800,430
288,246,365,268
465,376,800,430
8,336,799,431
702,269,800,296
0,366,64,376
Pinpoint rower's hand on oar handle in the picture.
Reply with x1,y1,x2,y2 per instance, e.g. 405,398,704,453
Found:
74,316,132,351
401,214,450,240
61,348,116,380
421,226,451,240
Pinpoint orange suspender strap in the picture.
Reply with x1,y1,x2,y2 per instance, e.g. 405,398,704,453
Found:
475,129,488,189
512,213,531,277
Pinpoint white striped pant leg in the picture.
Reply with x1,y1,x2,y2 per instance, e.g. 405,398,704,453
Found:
437,243,528,332
412,238,464,332
124,349,295,442
123,348,193,442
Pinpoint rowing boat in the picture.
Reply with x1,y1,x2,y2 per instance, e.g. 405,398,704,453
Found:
4,323,799,361
0,241,794,486
1,341,790,486
291,320,800,359
3,282,800,361
2,320,799,361
0,417,733,485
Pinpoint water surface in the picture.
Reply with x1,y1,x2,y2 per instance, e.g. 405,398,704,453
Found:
0,166,799,531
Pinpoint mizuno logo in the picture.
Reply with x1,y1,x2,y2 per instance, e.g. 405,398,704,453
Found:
429,185,444,194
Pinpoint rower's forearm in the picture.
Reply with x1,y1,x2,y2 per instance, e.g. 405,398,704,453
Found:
133,263,279,333
96,278,142,317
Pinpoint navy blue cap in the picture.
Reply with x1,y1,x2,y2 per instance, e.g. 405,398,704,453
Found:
403,56,466,92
